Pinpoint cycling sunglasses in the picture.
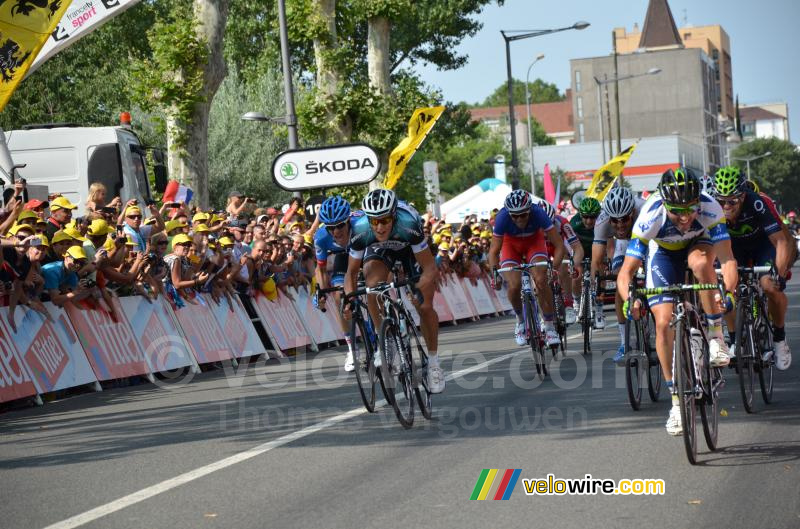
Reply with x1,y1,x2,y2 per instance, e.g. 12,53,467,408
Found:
369,216,393,227
325,221,348,233
609,214,632,224
582,215,598,221
510,211,529,219
664,202,700,216
717,196,743,207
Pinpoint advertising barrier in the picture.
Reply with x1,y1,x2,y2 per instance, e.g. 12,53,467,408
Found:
289,286,342,345
252,292,313,355
433,290,455,323
439,273,476,320
0,312,39,403
460,277,497,316
172,300,236,365
202,294,266,359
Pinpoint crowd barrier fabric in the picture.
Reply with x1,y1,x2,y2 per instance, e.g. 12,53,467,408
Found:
433,290,455,323
66,299,151,381
460,277,497,316
202,294,266,359
251,292,313,354
439,273,475,320
171,299,237,364
289,286,342,345
0,310,39,402
119,296,197,373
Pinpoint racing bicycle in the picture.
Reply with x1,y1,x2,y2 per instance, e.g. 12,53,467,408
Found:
624,273,662,410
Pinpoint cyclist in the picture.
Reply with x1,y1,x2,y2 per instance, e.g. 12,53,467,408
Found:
343,189,444,393
617,167,738,436
570,197,601,328
711,166,792,370
488,190,566,347
590,187,646,362
313,195,363,372
534,197,584,324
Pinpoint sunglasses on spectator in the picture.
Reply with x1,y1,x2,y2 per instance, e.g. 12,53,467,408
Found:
369,216,393,227
609,214,632,224
664,202,700,216
325,221,348,233
717,196,742,207
157,241,169,246
127,215,142,220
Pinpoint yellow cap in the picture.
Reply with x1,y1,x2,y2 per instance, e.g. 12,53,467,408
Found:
17,210,39,222
194,223,210,233
218,236,234,247
64,245,87,260
35,234,50,247
63,225,88,242
87,219,115,237
50,196,77,210
171,234,193,246
144,217,156,225
165,219,187,233
480,230,492,239
8,223,35,236
192,212,209,222
124,206,142,216
438,242,450,251
211,214,225,224
51,231,75,244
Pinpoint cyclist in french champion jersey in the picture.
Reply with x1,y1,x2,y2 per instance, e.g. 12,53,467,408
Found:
343,189,444,393
590,187,646,361
535,197,584,324
617,167,738,436
313,195,363,372
488,190,566,347
711,166,792,370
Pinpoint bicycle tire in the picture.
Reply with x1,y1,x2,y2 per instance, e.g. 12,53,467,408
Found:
351,315,376,413
699,338,719,451
625,319,643,411
755,306,774,404
524,293,547,378
675,319,698,465
379,318,414,428
406,319,432,420
644,311,662,402
734,301,756,413
553,282,567,357
581,284,592,354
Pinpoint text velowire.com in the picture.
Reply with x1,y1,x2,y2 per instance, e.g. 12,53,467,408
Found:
523,474,665,496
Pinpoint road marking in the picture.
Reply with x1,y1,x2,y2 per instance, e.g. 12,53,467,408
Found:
45,332,595,529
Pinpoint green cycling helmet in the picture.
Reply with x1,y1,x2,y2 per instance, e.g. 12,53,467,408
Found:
578,197,602,217
712,166,745,197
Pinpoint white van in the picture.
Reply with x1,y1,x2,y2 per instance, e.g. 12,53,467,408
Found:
4,124,166,212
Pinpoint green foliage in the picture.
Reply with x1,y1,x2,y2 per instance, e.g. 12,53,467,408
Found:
129,1,209,153
731,137,800,210
478,78,564,107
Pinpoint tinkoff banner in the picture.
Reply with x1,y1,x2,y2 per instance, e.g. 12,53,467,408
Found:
26,0,142,77
0,0,70,111
585,143,637,201
384,106,445,190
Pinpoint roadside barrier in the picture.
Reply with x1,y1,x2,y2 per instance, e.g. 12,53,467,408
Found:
0,271,512,406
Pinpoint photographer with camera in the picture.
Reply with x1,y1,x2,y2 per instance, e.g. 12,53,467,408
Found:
2,224,47,331
117,199,166,253
41,245,93,308
226,191,253,220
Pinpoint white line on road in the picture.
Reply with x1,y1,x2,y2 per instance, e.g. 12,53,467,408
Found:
44,330,595,529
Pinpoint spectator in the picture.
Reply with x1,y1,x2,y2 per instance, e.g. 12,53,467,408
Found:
192,211,210,229
85,183,121,214
119,201,165,252
24,199,49,220
41,245,91,306
226,191,250,219
164,234,208,306
45,196,77,240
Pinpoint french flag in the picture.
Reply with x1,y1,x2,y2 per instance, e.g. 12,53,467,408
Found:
163,181,193,204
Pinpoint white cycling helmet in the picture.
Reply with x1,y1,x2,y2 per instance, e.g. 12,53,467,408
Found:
602,187,635,218
533,197,556,220
362,188,397,217
503,189,532,214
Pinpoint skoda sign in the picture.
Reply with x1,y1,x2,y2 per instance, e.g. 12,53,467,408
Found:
271,143,381,191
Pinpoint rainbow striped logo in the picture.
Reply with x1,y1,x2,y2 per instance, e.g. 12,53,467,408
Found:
470,469,522,500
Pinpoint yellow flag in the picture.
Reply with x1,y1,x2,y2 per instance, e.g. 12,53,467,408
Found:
585,143,637,201
383,106,445,190
0,0,70,112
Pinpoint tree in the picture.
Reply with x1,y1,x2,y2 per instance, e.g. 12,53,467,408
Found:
731,137,800,211
478,78,563,107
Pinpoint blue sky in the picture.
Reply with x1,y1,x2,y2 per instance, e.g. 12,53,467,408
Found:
414,0,799,143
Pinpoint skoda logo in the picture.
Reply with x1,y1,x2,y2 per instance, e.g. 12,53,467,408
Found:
280,162,299,180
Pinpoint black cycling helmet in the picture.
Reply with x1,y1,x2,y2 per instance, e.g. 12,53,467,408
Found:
658,167,700,206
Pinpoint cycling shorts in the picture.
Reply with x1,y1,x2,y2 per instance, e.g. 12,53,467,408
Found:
611,238,629,272
645,237,712,307
732,240,775,271
363,245,420,280
328,251,349,287
500,232,547,267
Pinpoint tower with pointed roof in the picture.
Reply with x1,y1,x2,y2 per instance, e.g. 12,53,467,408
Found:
638,0,684,50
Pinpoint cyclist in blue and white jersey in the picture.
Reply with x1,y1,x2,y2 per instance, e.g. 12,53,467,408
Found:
343,189,444,393
313,195,363,371
617,167,738,436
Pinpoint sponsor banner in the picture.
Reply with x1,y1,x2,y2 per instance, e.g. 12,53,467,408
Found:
439,273,475,320
66,299,150,381
458,278,480,317
271,143,380,191
496,280,514,312
202,294,265,359
483,275,508,314
289,286,341,344
172,301,235,364
119,296,195,373
398,289,422,327
28,0,143,77
0,310,38,402
321,299,347,340
433,289,454,323
460,277,497,316
252,292,312,353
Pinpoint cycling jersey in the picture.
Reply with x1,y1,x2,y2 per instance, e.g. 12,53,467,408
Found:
569,213,595,255
492,203,553,238
626,191,729,260
593,196,646,245
493,203,554,267
724,191,781,248
349,202,427,259
547,215,578,258
314,212,363,265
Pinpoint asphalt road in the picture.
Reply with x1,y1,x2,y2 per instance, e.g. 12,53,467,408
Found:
2,282,799,529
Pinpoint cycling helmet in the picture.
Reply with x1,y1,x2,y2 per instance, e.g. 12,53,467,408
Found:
602,187,635,218
578,197,602,217
533,197,556,220
745,179,760,193
503,189,532,214
319,195,351,224
711,166,746,197
658,167,700,206
362,188,397,217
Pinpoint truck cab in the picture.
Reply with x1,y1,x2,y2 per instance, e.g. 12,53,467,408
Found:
4,123,166,212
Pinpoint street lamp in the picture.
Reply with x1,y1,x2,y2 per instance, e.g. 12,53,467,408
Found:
731,151,772,180
525,53,545,195
673,125,735,174
501,21,590,190
594,67,661,164
241,112,287,124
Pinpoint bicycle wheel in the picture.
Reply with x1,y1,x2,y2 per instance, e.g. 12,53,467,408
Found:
553,283,567,357
674,319,698,465
581,285,592,354
643,312,662,402
754,307,774,404
625,319,643,411
379,318,414,428
351,315,376,413
524,294,547,378
734,302,756,413
406,321,432,420
699,340,719,451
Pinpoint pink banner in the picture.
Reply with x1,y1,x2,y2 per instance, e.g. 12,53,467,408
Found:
0,324,37,403
172,301,235,364
433,290,454,323
543,163,555,204
252,292,312,353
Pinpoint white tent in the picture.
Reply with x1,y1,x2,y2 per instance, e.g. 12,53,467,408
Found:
441,178,512,224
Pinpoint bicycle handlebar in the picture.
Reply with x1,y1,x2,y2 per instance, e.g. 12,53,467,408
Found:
497,262,550,273
715,265,773,276
635,283,719,296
